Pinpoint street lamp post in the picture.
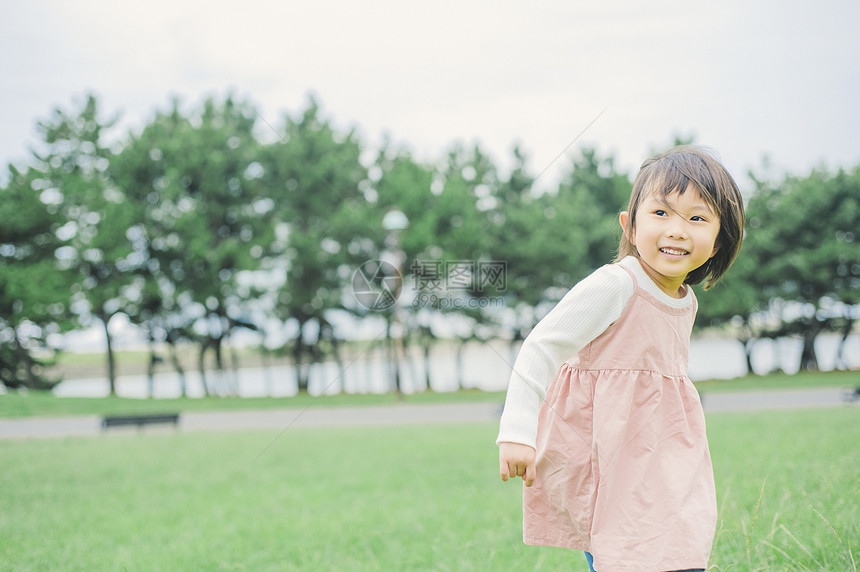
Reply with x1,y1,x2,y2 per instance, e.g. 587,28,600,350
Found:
382,209,409,395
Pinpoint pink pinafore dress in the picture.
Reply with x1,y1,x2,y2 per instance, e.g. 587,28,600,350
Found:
524,266,717,572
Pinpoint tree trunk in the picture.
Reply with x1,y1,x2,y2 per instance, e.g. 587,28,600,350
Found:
363,343,375,394
743,340,755,375
261,348,273,396
800,327,818,371
167,340,187,397
329,333,346,395
400,327,417,394
13,332,38,389
421,331,433,392
228,335,241,396
100,313,117,395
212,337,226,395
387,319,403,396
198,342,211,397
736,323,756,376
455,337,466,390
147,341,157,399
146,329,162,397
799,320,821,372
293,322,309,393
835,317,854,370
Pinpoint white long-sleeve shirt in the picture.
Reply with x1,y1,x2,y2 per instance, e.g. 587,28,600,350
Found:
496,256,694,449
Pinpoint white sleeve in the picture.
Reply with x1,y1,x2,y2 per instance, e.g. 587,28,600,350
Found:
496,264,632,449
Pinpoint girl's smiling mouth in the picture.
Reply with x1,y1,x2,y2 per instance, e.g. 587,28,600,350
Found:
659,247,689,256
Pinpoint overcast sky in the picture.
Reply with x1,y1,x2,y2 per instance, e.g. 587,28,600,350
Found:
3,0,859,192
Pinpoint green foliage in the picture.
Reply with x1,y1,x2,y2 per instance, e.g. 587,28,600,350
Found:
26,94,132,392
746,167,860,305
371,145,437,272
1,92,858,390
259,98,370,319
113,95,269,390
487,146,630,334
255,98,371,390
0,163,70,389
741,165,860,370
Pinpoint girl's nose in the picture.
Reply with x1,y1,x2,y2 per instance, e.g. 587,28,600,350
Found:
666,221,688,239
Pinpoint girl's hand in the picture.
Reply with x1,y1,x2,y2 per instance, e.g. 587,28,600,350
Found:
498,442,536,487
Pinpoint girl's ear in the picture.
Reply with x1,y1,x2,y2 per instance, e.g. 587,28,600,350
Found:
619,211,632,240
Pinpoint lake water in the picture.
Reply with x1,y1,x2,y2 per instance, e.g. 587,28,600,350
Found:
49,333,860,399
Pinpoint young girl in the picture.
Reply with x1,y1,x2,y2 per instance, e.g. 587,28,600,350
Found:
497,145,745,572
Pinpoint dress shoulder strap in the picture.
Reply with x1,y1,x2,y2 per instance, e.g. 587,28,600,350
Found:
616,262,640,291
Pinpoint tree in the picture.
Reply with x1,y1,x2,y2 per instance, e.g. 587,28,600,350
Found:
30,94,134,394
257,98,370,393
424,143,503,389
368,145,436,392
0,164,71,389
485,145,542,336
111,99,191,396
114,95,268,396
743,166,860,371
554,147,632,274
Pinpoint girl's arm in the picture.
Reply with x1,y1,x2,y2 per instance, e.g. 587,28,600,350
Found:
497,263,631,450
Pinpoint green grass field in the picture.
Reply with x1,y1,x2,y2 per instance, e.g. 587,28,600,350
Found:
1,407,857,571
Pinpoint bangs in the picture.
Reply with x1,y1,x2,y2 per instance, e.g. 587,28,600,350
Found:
640,154,721,215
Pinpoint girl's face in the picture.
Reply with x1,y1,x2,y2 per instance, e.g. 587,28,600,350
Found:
619,184,721,298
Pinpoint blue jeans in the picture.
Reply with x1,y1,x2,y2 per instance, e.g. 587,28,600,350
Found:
584,551,704,572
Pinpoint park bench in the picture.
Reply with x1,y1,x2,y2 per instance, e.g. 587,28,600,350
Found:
843,386,860,404
101,413,180,431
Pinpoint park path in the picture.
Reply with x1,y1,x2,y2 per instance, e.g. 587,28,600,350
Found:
0,387,856,441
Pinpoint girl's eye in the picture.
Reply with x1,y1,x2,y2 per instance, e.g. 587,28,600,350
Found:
691,216,706,222
654,210,667,216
